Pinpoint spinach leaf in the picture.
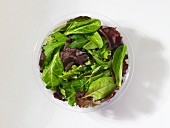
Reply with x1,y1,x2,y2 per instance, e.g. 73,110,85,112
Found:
66,35,88,48
64,19,101,35
86,32,103,48
84,77,116,100
112,44,127,87
42,48,64,88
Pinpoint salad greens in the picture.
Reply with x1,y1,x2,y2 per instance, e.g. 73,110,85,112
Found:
86,32,103,48
43,32,67,65
83,41,98,50
42,48,63,88
112,45,127,87
84,77,116,100
64,19,101,35
66,35,88,48
39,16,129,108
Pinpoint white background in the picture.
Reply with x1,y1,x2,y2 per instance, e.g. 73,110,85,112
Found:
0,0,170,128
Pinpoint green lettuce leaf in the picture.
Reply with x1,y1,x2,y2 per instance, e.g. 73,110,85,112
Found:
98,44,111,60
50,32,67,42
61,77,88,106
43,32,67,65
59,65,86,81
83,41,98,50
66,35,88,48
84,77,116,100
64,19,101,35
42,48,64,88
53,16,91,33
87,69,111,85
112,44,127,87
85,32,103,48
88,50,111,67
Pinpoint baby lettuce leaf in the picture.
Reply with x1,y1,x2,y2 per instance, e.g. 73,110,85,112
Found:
59,87,66,97
84,77,116,100
71,78,88,91
66,19,96,30
53,16,91,33
98,27,122,51
66,35,88,48
67,16,91,24
83,41,98,50
88,50,111,67
53,24,66,33
112,44,127,87
53,91,63,100
62,84,76,106
91,66,102,75
67,93,77,106
43,32,67,65
42,48,64,88
64,19,101,35
50,32,67,42
60,48,87,70
98,43,111,60
44,36,53,44
86,32,103,48
91,66,111,77
39,51,45,72
84,34,107,51
60,65,86,81
85,37,110,60
61,77,88,106
44,32,67,44
88,70,111,85
43,42,65,64
62,77,88,92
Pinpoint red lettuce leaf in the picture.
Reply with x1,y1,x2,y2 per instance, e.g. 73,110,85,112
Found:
101,92,116,102
60,48,87,71
53,92,65,101
39,50,45,73
98,27,123,51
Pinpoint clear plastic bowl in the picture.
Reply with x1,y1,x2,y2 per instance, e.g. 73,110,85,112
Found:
33,12,134,112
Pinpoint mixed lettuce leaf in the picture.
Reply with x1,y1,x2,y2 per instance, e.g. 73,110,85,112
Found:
39,16,128,107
